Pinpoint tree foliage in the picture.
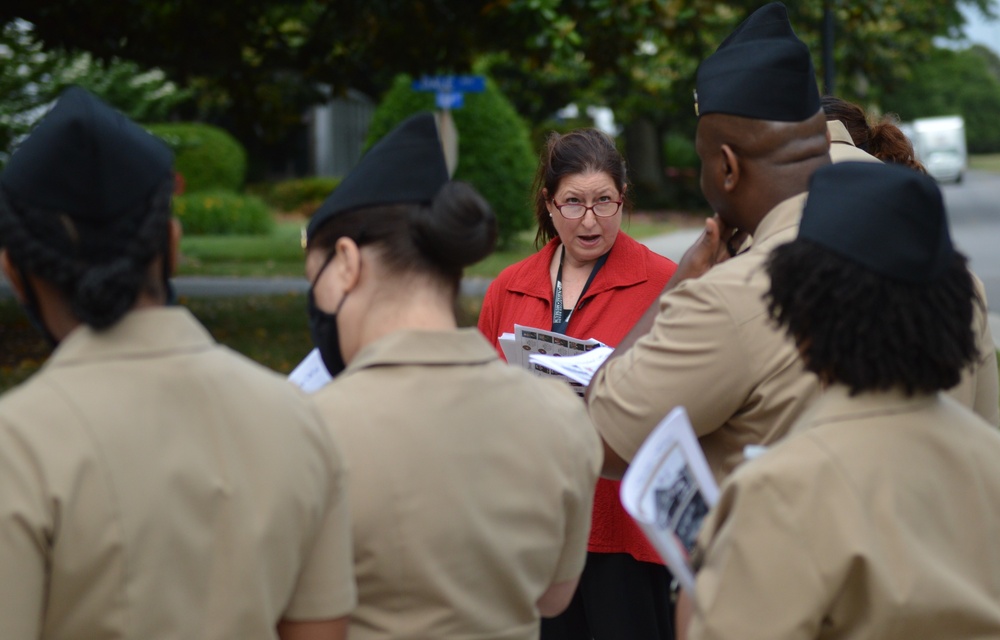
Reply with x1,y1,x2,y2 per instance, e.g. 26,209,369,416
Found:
2,1,996,193
366,75,537,249
6,1,989,137
882,45,1000,153
0,19,191,166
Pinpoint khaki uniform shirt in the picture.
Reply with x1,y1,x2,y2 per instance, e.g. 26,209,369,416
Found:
0,308,356,640
313,329,602,640
826,121,1000,426
589,194,819,483
827,119,881,164
690,385,1000,639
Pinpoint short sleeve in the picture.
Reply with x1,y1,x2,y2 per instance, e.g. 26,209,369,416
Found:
588,278,752,462
282,430,357,620
0,416,50,640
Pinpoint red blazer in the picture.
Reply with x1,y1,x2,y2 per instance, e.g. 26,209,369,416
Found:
478,232,676,563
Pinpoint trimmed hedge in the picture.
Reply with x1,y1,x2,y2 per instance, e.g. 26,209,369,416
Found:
147,123,247,193
248,176,342,215
365,74,537,248
173,190,275,236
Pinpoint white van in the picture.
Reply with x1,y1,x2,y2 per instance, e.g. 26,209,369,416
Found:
908,116,967,184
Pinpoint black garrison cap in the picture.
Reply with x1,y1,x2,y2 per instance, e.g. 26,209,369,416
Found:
694,2,821,121
0,86,173,221
798,162,954,284
307,112,450,241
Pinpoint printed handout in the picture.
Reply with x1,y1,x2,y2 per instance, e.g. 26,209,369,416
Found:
620,406,719,594
498,324,607,395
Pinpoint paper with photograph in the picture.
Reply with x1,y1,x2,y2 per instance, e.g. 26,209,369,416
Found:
620,406,719,594
528,346,614,386
498,324,607,395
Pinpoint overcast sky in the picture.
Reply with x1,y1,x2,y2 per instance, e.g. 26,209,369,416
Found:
959,0,1000,55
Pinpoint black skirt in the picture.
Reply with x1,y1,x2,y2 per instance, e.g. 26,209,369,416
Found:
540,552,675,640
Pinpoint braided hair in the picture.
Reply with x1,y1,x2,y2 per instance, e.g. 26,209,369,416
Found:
0,176,174,329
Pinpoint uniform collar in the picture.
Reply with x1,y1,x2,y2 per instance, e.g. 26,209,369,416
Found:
827,119,855,146
791,382,938,435
750,192,807,251
506,232,651,300
827,120,881,164
45,307,215,368
343,328,499,375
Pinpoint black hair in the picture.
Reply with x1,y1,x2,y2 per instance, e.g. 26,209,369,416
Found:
531,128,629,248
765,238,979,395
0,176,174,330
307,180,496,295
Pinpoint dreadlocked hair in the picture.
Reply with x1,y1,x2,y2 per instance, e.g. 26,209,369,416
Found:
765,238,979,396
0,176,174,330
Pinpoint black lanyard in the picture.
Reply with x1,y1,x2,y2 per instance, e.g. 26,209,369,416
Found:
552,245,609,334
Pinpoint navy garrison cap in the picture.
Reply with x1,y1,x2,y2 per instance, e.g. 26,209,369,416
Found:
798,162,954,283
694,2,821,121
0,86,173,220
307,112,450,241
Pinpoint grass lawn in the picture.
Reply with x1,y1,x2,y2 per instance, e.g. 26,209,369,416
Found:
970,154,1000,174
178,220,306,277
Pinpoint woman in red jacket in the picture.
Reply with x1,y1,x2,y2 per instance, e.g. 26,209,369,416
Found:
479,128,678,640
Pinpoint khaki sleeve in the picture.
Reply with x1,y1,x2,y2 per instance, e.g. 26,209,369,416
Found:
949,276,999,427
689,470,827,640
551,398,603,583
972,320,999,427
283,427,357,621
0,417,49,640
971,279,999,427
588,279,753,463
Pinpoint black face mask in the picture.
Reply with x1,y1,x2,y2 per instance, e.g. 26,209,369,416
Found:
307,251,351,377
307,289,348,377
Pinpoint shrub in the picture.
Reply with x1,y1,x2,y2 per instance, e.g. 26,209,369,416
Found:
248,176,342,215
173,190,275,236
146,123,248,193
366,74,537,248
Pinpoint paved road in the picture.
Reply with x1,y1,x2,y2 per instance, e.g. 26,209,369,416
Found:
643,169,1000,346
942,170,1000,310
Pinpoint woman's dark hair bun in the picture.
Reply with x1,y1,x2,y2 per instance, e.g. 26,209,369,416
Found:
411,181,497,269
72,257,145,329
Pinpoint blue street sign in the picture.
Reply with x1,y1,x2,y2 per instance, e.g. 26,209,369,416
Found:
435,91,464,110
412,75,486,94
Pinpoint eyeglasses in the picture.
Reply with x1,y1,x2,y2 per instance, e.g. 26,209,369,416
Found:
551,199,623,219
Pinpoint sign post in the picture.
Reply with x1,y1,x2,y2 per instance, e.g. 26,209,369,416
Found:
412,75,486,174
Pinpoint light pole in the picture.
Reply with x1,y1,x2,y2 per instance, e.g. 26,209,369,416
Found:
822,1,836,95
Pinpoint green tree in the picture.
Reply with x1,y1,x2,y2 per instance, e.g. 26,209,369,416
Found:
365,75,537,249
882,45,1000,153
5,1,994,198
0,19,191,166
